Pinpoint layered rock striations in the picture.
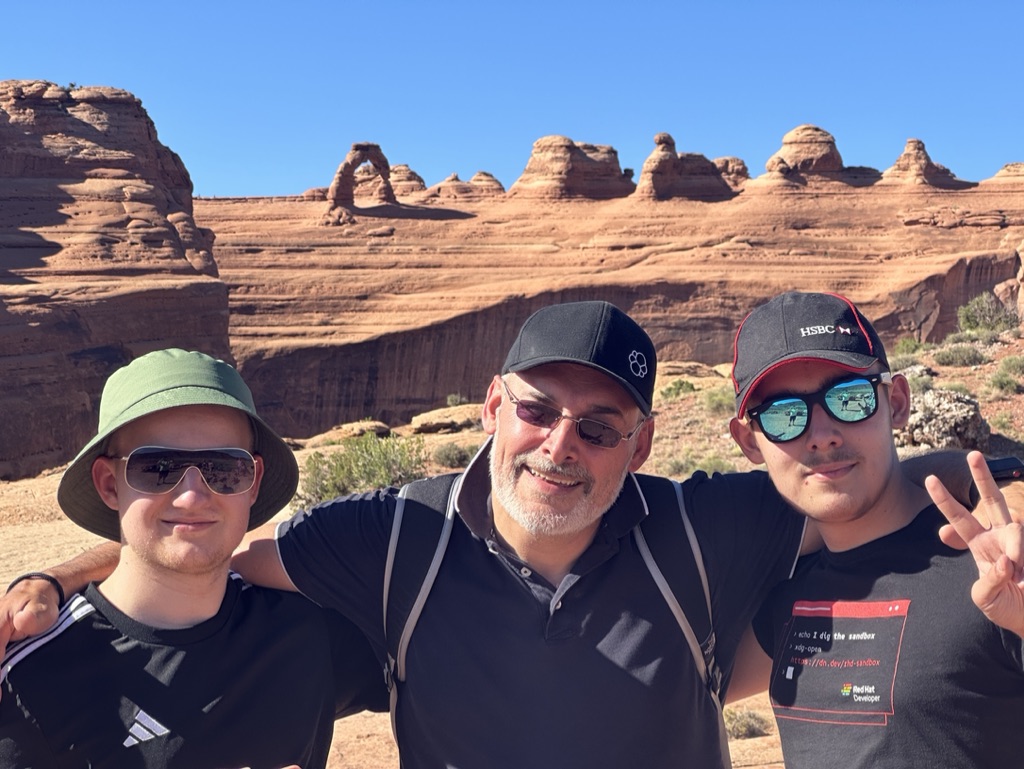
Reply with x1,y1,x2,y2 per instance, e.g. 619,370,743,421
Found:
508,135,636,199
0,80,229,479
4,84,1024,479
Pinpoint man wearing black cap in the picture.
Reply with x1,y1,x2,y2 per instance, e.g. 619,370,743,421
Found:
728,291,1024,768
227,299,807,769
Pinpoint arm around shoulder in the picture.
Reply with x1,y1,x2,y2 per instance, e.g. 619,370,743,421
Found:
232,521,298,591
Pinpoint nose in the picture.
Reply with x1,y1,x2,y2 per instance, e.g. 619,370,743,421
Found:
169,466,214,501
803,403,843,451
540,415,581,466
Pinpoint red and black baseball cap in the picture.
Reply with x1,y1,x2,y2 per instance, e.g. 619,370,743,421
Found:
732,291,889,417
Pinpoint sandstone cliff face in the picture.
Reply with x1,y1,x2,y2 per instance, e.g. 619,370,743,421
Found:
4,85,1024,480
508,135,636,199
0,80,229,479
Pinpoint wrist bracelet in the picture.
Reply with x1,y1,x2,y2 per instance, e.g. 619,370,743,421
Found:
6,572,66,607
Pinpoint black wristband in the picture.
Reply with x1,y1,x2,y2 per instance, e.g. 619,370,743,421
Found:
6,572,66,607
968,456,1024,507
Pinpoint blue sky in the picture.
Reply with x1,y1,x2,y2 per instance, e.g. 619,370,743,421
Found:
5,1,1021,196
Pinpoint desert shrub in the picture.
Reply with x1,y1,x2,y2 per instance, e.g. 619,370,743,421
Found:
906,374,933,394
887,353,919,372
957,293,1019,333
433,441,474,469
723,706,773,739
659,378,696,401
892,337,924,356
938,382,971,396
298,433,427,506
944,329,1000,345
989,413,1014,434
989,370,1021,395
446,393,468,407
932,344,989,367
999,355,1024,377
665,452,738,478
701,387,736,417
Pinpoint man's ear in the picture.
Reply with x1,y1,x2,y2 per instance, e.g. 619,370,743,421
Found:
887,373,913,429
729,417,766,466
92,457,121,511
627,417,655,472
481,376,504,436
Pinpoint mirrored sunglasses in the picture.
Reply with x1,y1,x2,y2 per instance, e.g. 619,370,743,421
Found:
113,446,257,496
501,380,645,449
746,373,893,443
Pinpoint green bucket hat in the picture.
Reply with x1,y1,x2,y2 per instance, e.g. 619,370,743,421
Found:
57,348,299,541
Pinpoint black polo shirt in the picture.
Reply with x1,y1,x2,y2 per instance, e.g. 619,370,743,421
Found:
278,442,803,768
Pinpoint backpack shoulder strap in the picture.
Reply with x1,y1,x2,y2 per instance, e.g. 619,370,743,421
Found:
382,473,460,737
632,473,729,767
632,473,722,700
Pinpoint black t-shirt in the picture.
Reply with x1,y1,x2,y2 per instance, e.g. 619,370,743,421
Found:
0,575,387,769
754,506,1024,769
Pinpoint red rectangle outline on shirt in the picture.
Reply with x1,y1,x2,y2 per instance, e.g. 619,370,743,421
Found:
791,600,910,619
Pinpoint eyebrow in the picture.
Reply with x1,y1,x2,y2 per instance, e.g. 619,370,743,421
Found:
514,382,629,421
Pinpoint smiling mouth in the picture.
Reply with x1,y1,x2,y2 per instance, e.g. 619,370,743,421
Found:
525,466,581,488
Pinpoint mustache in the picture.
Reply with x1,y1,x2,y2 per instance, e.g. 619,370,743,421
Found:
512,453,593,485
803,451,859,470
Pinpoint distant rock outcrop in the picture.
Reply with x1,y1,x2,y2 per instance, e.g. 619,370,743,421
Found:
508,135,635,199
765,124,844,177
0,79,229,480
422,172,505,200
881,139,973,189
390,164,427,197
634,133,738,200
323,142,396,224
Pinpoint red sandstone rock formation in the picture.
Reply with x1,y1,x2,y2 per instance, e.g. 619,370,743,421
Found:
764,124,845,177
507,135,636,199
4,85,1024,480
0,80,230,479
323,142,397,224
634,133,739,200
881,138,973,189
422,172,505,200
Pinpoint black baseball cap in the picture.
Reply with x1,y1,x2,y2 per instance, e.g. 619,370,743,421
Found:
732,291,890,417
502,301,657,415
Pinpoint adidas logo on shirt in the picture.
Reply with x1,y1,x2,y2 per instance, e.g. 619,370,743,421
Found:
123,708,170,747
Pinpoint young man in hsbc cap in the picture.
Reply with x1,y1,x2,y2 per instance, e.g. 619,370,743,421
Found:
0,349,385,768
2,302,979,768
728,291,1024,768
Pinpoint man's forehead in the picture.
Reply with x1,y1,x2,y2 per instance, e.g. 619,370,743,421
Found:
753,359,858,397
512,363,637,411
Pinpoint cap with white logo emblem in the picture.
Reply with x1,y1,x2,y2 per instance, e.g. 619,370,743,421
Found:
731,291,889,417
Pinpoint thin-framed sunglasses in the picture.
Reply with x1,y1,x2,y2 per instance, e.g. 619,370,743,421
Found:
111,446,257,496
746,372,893,443
501,379,646,449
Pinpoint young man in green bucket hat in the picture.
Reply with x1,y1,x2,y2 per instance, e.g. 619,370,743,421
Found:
0,349,385,768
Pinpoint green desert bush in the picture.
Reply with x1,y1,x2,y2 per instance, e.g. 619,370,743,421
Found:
433,441,474,469
989,370,1021,395
932,344,989,367
957,293,1019,334
665,452,738,478
446,393,469,407
938,382,971,397
298,433,427,506
892,337,925,356
701,387,736,417
905,374,934,394
723,706,773,739
887,353,919,372
659,378,696,401
998,355,1024,377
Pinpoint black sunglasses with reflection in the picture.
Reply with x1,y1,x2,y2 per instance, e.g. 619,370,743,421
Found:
746,372,893,443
